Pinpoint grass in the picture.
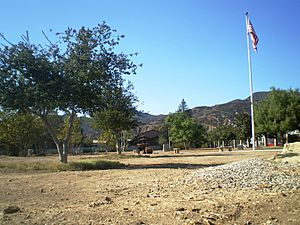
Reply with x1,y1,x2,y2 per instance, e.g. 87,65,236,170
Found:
0,159,125,172
99,153,150,160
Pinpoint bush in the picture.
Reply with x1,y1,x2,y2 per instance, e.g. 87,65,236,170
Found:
0,159,125,172
68,159,125,171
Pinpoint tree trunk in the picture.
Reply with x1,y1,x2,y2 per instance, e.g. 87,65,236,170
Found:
56,142,65,163
265,133,269,146
41,111,75,164
116,133,122,155
281,133,285,146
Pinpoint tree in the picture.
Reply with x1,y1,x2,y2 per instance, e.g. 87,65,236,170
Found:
235,113,251,143
0,23,139,163
207,125,237,147
255,88,300,144
98,129,116,152
158,123,169,145
58,115,84,154
178,98,188,113
0,110,46,156
165,112,206,149
92,88,138,154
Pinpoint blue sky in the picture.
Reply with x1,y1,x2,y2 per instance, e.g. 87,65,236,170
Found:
1,0,299,115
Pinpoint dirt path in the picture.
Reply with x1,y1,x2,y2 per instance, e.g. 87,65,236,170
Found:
0,150,299,225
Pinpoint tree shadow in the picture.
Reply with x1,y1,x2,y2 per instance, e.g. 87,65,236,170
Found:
277,153,299,158
126,163,224,170
146,152,234,159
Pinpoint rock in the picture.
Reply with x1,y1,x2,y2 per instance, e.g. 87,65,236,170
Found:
175,207,185,211
3,206,20,214
191,208,201,213
104,196,112,204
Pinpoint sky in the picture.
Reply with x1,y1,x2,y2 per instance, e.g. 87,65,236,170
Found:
1,0,299,115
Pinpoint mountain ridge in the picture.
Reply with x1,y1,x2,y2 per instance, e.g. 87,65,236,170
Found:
81,91,269,137
137,91,269,132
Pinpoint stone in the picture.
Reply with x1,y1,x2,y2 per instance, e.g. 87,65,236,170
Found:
3,206,20,214
175,207,185,211
104,196,112,204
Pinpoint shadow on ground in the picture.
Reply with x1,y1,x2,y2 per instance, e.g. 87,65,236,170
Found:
126,163,224,170
149,153,234,158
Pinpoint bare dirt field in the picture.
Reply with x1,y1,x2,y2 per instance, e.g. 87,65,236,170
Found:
0,149,299,225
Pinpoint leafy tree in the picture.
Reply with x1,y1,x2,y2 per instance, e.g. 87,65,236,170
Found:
59,115,84,153
0,23,139,163
98,129,116,152
165,112,206,149
207,125,237,147
235,113,251,142
92,88,138,154
255,88,300,144
158,123,169,145
207,128,219,147
0,110,46,156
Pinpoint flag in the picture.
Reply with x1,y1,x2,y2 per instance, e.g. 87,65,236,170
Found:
247,19,259,52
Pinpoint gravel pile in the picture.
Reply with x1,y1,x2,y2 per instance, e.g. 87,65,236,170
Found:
184,158,300,191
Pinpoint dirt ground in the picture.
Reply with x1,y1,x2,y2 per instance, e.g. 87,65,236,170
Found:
0,149,299,225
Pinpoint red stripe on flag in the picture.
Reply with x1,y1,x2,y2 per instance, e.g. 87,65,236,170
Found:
247,19,259,52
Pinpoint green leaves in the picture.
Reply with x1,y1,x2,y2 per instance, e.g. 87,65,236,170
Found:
165,112,206,149
0,22,139,162
0,111,46,156
255,88,300,135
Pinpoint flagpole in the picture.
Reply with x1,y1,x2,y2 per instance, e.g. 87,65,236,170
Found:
245,12,256,151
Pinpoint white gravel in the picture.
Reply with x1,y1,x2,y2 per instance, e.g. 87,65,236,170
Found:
184,158,300,191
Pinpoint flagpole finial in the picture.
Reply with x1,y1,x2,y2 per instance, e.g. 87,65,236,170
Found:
245,12,248,15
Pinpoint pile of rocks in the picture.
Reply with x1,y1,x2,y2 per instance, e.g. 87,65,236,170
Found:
184,158,300,191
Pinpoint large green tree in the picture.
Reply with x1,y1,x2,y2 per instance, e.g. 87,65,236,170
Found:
92,88,137,154
0,23,138,163
0,110,46,156
255,88,300,143
165,112,206,149
207,125,237,147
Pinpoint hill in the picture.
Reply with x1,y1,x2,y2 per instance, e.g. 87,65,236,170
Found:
190,91,269,129
80,91,269,137
138,91,269,132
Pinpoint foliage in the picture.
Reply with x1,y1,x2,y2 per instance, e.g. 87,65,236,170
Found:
0,23,139,163
178,98,189,113
255,88,300,137
0,110,47,156
165,112,206,149
207,125,237,146
58,115,84,151
158,123,169,145
235,113,251,141
98,129,117,151
93,89,138,154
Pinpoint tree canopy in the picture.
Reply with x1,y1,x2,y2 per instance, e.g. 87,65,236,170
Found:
92,88,138,154
0,23,139,162
0,110,46,156
178,98,188,113
255,88,300,138
165,112,206,149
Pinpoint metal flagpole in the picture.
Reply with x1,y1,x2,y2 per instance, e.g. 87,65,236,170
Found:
245,12,256,151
